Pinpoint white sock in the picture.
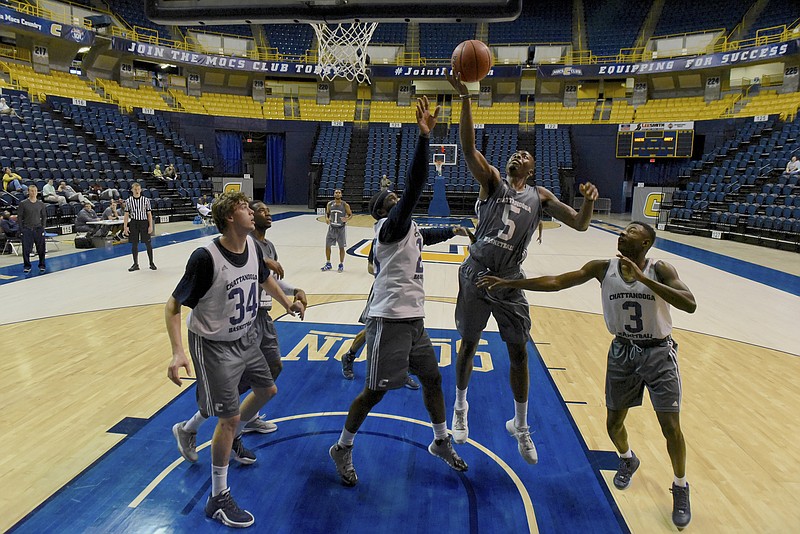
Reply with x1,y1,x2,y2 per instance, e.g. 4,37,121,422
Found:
620,449,633,459
674,475,687,487
455,387,468,411
338,428,356,447
432,422,448,441
183,411,207,433
211,464,229,497
514,400,528,429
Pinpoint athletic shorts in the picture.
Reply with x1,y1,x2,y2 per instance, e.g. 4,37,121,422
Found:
326,225,346,248
237,307,278,394
188,324,271,419
605,337,682,413
455,259,532,345
364,317,441,391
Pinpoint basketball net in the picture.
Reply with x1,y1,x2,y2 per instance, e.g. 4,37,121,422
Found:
434,159,444,176
311,22,378,83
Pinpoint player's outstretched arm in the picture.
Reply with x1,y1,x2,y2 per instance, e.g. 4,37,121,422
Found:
618,256,697,313
539,182,598,231
477,260,608,292
262,275,305,319
445,71,499,194
165,296,192,386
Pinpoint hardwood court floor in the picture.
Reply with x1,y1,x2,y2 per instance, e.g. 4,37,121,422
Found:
0,209,798,532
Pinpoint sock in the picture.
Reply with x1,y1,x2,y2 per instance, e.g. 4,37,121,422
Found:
432,422,448,441
674,475,687,487
183,411,207,433
338,428,356,447
454,387,468,411
620,449,633,459
514,400,528,429
211,464,229,497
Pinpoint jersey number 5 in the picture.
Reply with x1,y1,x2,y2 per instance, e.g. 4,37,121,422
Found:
497,203,520,242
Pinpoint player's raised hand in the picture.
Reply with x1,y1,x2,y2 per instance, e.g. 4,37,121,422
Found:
579,182,599,201
445,70,468,95
616,254,646,282
167,351,192,386
265,258,284,279
293,288,308,308
476,274,506,290
416,95,440,136
290,300,306,320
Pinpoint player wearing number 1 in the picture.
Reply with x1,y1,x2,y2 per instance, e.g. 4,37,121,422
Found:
321,189,352,273
477,222,696,530
446,71,598,465
165,192,304,529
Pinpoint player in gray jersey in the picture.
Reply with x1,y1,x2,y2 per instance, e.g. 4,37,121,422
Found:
477,221,696,530
446,71,598,465
321,189,352,273
329,97,468,488
166,192,304,528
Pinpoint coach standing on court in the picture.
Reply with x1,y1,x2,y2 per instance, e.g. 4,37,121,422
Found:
123,182,156,272
18,183,47,274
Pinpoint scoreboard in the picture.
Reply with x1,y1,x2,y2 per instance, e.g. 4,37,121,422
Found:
616,122,694,158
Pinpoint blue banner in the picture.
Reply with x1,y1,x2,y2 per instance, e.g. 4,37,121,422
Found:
112,37,521,79
538,41,798,78
0,6,94,45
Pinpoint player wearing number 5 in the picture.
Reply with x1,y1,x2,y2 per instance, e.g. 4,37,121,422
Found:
165,191,304,529
446,71,598,465
321,189,352,273
477,222,696,530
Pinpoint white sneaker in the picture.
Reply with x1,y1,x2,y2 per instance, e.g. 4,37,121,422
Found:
506,419,538,464
452,404,469,444
242,414,278,434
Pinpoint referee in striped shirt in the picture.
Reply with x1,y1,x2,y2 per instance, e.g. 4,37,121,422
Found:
123,182,156,271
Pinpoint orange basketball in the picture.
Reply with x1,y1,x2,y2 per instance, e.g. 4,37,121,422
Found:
451,40,492,83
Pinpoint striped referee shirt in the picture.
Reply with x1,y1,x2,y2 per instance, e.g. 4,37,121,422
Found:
125,195,151,221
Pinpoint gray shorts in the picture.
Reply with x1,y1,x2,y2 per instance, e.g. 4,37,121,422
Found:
605,337,682,413
188,325,271,419
326,225,346,248
455,260,532,345
238,308,278,394
364,317,441,391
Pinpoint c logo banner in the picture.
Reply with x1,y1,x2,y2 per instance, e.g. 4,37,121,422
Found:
223,182,242,193
643,193,663,218
50,23,62,37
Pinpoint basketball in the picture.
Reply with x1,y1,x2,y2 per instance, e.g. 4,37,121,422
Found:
451,40,492,83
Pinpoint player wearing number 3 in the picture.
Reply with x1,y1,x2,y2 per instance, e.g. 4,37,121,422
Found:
446,71,598,465
165,191,304,529
477,221,696,530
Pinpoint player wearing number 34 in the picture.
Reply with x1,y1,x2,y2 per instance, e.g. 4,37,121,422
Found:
477,221,696,530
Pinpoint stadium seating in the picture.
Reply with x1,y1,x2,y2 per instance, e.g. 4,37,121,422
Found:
653,0,752,35
314,124,353,196
584,0,652,57
419,24,476,61
489,0,572,45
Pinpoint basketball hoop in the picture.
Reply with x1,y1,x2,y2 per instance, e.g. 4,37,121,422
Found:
434,159,444,176
311,22,378,83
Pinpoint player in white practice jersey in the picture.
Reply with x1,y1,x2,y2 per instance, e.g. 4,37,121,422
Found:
477,221,696,530
446,71,599,465
329,97,468,488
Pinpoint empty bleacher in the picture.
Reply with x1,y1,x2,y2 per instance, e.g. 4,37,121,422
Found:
584,0,653,57
489,0,572,45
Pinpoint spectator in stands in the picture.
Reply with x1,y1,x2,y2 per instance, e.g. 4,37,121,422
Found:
42,178,66,205
1,210,19,238
380,174,391,192
102,198,124,240
18,184,47,273
3,167,27,195
58,181,93,206
153,164,164,181
0,97,23,121
197,196,212,220
75,201,104,237
164,163,177,180
785,155,800,175
89,183,121,201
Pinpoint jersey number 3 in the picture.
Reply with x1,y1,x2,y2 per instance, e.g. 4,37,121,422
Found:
229,282,258,326
621,301,644,333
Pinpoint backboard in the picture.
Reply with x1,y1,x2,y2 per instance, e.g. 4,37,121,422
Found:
145,0,523,25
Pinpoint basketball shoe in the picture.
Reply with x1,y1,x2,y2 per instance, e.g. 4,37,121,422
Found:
329,443,357,487
505,419,538,464
452,404,469,444
321,262,332,271
205,489,254,528
428,435,468,472
341,351,355,380
231,436,256,464
243,414,277,434
670,483,691,530
172,421,198,463
613,452,640,489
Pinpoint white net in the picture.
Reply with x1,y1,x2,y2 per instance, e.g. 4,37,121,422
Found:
311,22,378,83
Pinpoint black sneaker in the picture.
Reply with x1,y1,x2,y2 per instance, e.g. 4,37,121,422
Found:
329,443,358,487
404,374,420,390
204,489,254,528
341,351,355,380
231,436,256,465
149,263,157,270
128,264,139,272
670,483,691,530
39,266,46,273
613,452,640,490
23,267,31,273
428,436,468,472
